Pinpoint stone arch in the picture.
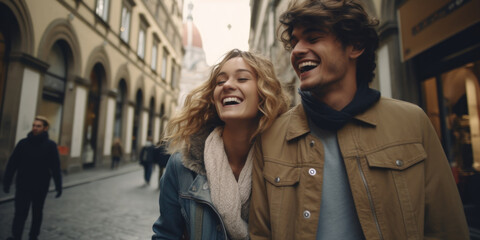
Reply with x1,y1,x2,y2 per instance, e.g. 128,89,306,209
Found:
0,0,34,54
113,62,131,101
148,84,157,110
134,75,146,105
37,19,82,77
84,45,111,90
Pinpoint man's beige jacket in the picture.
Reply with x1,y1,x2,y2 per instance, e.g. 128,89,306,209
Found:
250,97,469,240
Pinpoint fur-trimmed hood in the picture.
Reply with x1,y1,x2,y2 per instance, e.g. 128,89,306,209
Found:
180,126,216,175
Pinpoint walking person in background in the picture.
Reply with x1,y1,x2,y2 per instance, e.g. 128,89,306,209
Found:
3,116,63,240
152,49,290,239
154,140,170,189
249,0,469,239
140,137,155,186
111,138,123,170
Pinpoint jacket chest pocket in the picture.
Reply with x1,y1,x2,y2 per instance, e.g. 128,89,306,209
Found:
364,143,427,238
263,161,300,231
366,143,426,171
263,161,300,187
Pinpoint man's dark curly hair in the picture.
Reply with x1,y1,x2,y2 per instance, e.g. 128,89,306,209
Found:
278,0,379,84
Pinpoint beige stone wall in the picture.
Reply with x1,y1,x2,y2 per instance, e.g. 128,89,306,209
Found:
0,0,183,174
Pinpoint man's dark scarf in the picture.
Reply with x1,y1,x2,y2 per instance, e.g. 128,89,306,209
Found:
300,83,380,131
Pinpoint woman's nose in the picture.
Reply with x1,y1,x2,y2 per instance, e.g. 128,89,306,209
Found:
222,78,236,90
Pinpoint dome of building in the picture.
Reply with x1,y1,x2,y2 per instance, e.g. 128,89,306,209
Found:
182,21,203,49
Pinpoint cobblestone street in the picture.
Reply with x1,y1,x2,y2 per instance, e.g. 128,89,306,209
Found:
0,164,161,240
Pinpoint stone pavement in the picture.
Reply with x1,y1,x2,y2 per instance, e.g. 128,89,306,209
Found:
0,162,162,239
0,162,143,204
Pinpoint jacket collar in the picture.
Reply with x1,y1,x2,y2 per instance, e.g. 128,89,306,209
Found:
285,100,379,141
181,126,215,176
188,174,213,202
27,131,49,142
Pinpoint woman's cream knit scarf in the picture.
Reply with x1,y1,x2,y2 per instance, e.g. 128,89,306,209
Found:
204,127,252,240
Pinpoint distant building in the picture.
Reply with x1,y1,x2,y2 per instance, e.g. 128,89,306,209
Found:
0,0,184,175
178,2,210,110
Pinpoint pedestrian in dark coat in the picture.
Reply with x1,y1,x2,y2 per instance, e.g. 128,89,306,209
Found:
140,137,155,186
111,138,123,169
3,116,62,240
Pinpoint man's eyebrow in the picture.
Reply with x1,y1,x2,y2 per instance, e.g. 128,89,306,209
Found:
302,27,328,35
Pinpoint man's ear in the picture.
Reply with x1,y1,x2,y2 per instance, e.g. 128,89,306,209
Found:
349,45,364,59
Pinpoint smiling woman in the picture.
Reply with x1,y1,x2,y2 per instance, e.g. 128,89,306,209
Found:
152,49,289,240
213,57,260,127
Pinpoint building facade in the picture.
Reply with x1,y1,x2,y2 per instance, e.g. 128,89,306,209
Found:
249,0,480,236
0,0,183,176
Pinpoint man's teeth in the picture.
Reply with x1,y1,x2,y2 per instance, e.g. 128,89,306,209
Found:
299,61,318,72
223,97,242,105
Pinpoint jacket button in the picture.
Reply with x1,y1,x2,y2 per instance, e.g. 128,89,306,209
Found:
310,140,315,147
191,186,197,191
303,210,311,218
275,177,280,183
203,182,209,190
395,160,404,167
308,168,316,176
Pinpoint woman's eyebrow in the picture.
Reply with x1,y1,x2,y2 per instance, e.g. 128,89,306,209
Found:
235,69,253,75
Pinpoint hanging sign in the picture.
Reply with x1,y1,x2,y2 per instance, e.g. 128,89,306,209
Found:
398,0,480,61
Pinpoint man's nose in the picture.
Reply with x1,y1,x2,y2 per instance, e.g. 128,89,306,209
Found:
292,41,308,57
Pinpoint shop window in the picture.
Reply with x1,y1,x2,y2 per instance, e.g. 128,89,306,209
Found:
38,42,67,143
442,64,480,173
95,0,110,22
422,61,480,206
114,80,126,139
148,97,155,138
159,103,165,136
83,64,104,166
132,89,143,160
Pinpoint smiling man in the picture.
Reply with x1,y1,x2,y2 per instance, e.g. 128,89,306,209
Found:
249,0,469,239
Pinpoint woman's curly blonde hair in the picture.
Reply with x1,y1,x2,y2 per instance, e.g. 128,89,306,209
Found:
164,49,290,153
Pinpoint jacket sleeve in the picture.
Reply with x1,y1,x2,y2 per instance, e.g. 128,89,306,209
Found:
249,139,271,240
49,141,63,191
152,153,186,239
421,111,469,239
3,141,23,189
